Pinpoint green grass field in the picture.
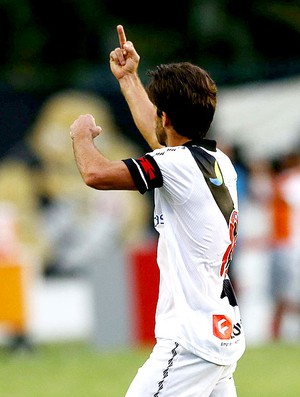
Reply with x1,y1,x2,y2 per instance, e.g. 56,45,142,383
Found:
1,341,300,396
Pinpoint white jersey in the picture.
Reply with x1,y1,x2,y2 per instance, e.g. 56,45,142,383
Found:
123,139,246,365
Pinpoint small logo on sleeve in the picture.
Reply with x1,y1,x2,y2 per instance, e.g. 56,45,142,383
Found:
213,315,233,340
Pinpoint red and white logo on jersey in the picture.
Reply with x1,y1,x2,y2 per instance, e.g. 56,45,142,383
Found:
213,315,233,340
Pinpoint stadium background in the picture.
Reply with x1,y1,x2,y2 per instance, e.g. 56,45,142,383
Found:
1,0,300,157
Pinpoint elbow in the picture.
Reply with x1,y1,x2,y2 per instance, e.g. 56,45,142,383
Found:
82,171,104,189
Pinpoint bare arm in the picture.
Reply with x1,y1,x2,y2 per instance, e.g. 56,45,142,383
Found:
70,114,136,190
110,25,163,150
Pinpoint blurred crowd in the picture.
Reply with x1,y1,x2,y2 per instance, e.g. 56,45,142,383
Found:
228,145,300,343
0,89,299,348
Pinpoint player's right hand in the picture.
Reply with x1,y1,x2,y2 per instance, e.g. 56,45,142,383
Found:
109,25,140,80
70,114,102,140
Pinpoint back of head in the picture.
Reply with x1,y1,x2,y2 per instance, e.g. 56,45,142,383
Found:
146,62,217,140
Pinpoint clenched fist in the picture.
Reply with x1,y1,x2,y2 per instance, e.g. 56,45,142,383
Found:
70,114,102,140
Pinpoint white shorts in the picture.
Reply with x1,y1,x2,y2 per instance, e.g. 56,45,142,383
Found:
125,338,238,397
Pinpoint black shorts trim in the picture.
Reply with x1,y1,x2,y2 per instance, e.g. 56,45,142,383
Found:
154,342,179,396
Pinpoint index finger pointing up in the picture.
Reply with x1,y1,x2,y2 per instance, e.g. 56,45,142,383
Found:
117,25,127,48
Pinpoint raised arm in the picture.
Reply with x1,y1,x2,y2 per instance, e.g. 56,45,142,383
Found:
70,114,136,191
110,25,163,150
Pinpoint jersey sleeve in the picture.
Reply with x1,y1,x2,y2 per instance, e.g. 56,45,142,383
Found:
123,147,198,203
122,154,163,194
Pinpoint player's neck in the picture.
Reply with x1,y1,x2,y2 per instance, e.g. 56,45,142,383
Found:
166,129,191,147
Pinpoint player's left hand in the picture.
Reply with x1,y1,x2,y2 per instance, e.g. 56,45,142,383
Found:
70,114,102,140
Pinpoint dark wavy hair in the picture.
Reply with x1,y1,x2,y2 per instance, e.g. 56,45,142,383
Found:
146,62,217,140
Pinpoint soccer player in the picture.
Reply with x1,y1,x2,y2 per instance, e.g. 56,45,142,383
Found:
70,25,246,397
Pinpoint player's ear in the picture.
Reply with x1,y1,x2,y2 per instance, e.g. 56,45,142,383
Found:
162,112,171,127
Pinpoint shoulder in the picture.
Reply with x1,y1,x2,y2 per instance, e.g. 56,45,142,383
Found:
148,146,199,179
214,149,237,177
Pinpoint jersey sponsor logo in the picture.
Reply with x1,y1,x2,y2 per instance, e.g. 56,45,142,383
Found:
213,314,233,340
232,322,242,337
138,157,156,180
213,315,242,340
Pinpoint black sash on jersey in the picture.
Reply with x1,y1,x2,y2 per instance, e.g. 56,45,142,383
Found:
185,144,234,225
185,142,238,307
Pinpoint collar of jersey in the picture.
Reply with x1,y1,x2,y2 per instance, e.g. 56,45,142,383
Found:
183,139,217,152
